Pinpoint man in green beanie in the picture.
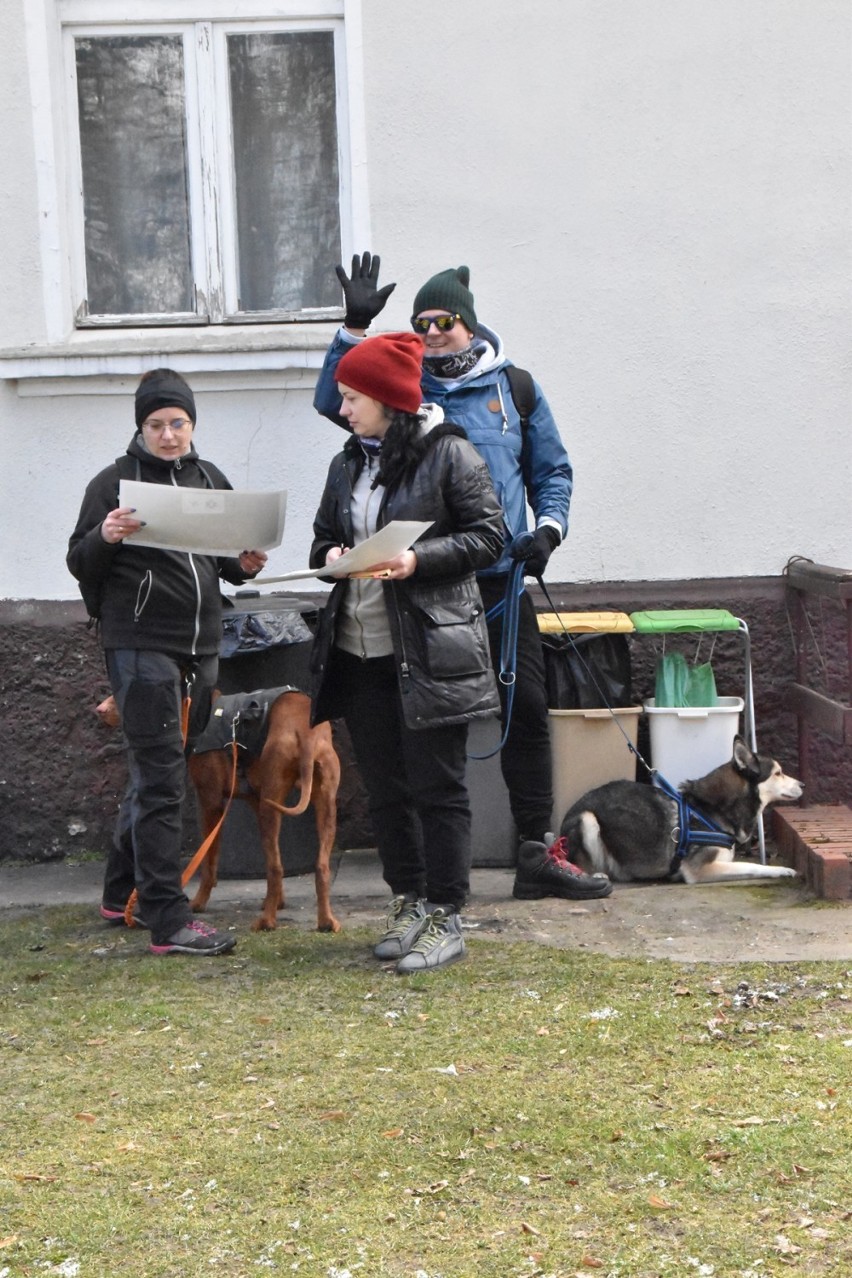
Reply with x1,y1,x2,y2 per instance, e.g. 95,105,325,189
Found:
314,253,611,906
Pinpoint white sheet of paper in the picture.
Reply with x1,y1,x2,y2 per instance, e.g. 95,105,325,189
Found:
251,520,433,584
119,480,286,556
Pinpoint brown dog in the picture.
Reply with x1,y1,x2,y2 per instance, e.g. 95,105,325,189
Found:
95,688,341,933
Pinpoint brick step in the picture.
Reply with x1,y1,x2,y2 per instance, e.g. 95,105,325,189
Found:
772,805,852,900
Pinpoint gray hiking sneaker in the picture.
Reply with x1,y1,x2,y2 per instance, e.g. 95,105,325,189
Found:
396,907,466,974
373,894,428,959
149,920,236,957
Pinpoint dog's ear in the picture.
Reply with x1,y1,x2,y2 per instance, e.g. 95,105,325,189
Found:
731,734,759,778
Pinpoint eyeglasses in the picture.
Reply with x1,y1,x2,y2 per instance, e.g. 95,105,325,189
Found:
142,417,193,434
411,313,460,334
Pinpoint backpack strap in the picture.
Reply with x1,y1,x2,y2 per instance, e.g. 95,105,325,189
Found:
504,365,536,435
114,454,141,486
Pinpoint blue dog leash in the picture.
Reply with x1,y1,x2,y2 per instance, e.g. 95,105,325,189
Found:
467,559,526,760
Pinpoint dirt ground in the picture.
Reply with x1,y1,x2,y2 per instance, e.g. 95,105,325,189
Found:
2,853,851,965
459,874,852,964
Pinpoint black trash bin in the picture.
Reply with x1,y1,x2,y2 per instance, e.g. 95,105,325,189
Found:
212,592,319,879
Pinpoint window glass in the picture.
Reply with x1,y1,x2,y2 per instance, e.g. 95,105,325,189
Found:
228,31,341,313
75,35,194,316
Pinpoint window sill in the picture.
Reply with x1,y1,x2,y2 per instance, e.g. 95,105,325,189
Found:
0,322,341,384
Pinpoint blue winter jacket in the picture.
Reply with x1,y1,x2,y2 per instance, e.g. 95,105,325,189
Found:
313,325,573,577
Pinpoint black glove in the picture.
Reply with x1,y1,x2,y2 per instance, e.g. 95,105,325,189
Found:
335,252,396,330
509,526,560,577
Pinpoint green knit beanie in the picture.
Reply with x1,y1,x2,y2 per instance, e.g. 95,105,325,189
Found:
411,266,477,332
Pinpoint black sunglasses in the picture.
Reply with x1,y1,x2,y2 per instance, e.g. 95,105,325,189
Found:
411,313,460,334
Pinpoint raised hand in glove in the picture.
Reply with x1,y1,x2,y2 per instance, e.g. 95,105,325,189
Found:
335,252,397,331
509,526,561,577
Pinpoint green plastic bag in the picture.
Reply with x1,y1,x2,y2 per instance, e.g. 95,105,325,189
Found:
655,653,718,707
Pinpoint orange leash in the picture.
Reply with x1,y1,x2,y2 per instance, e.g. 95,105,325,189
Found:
124,683,238,929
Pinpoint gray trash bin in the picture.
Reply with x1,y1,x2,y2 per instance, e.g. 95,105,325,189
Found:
466,717,517,867
212,593,319,879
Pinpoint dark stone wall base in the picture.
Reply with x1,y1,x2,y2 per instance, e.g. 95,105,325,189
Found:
1,576,848,864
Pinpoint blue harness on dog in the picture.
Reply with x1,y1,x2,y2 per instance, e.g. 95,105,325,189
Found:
651,770,737,875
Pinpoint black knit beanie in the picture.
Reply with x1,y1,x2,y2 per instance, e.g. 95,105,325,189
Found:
411,266,477,332
135,368,197,427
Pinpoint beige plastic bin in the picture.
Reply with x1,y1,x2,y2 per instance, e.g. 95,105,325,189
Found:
548,706,642,828
643,696,744,790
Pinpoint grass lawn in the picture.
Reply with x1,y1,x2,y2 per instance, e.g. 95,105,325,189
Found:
1,904,850,1277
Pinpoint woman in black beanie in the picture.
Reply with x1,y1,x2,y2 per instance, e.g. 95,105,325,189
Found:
67,368,267,957
309,333,504,973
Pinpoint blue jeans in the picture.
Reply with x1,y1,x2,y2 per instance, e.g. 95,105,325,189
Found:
103,649,217,943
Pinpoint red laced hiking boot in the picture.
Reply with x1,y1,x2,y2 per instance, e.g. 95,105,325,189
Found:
513,836,612,900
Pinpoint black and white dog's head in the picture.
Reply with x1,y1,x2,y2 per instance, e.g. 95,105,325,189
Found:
682,735,803,845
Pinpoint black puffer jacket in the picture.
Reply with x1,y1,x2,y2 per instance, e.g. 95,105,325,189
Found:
310,423,504,730
67,434,249,657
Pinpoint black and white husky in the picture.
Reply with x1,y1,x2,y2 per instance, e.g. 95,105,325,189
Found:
559,736,803,885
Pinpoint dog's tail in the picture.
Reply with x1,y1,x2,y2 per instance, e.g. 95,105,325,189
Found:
262,791,312,817
261,732,317,817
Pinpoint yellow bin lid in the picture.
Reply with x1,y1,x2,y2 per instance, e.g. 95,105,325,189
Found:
537,611,635,634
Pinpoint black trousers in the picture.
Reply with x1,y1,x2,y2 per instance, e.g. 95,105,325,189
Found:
328,649,471,911
104,648,217,943
477,576,554,842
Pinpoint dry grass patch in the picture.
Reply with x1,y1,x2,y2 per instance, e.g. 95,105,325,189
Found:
1,904,851,1277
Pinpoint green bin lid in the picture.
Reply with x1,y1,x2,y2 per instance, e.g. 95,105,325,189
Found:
629,609,740,633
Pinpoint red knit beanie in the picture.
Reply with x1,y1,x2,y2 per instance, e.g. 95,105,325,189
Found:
336,332,424,414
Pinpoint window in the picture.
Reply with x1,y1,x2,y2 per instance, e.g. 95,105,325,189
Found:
66,15,349,327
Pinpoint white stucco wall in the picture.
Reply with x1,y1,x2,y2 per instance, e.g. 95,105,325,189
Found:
1,0,849,601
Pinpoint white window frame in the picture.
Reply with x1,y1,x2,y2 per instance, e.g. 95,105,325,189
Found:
10,0,369,375
65,12,350,327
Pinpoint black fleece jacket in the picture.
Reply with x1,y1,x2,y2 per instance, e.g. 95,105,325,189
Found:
67,434,250,657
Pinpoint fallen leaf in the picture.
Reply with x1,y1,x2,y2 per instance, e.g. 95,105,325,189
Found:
318,1110,347,1122
648,1194,675,1210
382,1127,404,1139
672,984,691,996
0,1237,19,1248
732,1117,765,1127
75,1112,97,1123
520,1221,541,1236
117,1142,137,1153
580,1257,605,1269
85,1038,108,1046
609,1130,624,1142
13,1173,57,1183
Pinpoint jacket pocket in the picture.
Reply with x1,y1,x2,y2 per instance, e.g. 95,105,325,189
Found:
416,598,489,679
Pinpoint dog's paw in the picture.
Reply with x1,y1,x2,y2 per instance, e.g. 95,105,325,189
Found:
774,866,799,879
251,916,278,932
317,917,342,934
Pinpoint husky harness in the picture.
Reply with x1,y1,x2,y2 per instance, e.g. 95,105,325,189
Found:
652,770,737,875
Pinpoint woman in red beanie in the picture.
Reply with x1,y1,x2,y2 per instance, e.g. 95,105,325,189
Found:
309,332,504,972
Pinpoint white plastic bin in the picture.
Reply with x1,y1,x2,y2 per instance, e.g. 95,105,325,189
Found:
643,696,744,789
548,707,642,827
